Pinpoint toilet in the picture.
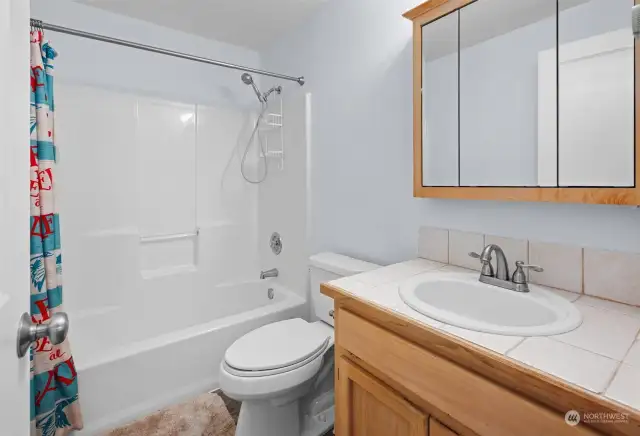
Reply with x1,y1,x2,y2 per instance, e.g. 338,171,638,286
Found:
219,253,380,436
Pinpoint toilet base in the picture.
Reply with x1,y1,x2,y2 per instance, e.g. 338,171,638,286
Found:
236,399,300,436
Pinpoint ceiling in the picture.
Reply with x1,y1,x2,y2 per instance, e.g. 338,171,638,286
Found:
72,0,330,50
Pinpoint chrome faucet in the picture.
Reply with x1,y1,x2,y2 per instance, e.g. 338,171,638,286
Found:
470,244,510,281
469,244,543,293
260,268,279,279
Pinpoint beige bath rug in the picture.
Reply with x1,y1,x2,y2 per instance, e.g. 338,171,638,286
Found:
104,391,240,436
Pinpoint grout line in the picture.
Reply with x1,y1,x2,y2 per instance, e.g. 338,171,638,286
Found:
503,337,526,356
539,285,581,301
525,239,530,281
548,335,623,362
619,336,639,365
580,247,585,295
602,360,625,395
575,297,640,320
446,229,450,264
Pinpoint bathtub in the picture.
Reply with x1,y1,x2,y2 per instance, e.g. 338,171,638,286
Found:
69,280,307,435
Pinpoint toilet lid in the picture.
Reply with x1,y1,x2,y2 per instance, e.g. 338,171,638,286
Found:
224,318,331,372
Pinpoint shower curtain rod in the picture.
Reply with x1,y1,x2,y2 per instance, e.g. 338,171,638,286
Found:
30,19,305,86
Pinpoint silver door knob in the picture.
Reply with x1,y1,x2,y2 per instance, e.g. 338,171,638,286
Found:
16,312,69,358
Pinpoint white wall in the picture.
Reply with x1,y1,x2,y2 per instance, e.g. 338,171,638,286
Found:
262,0,640,266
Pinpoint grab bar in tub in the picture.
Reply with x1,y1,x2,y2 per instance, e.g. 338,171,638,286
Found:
140,229,200,243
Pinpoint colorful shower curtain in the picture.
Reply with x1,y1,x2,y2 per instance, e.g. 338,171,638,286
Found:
30,30,83,435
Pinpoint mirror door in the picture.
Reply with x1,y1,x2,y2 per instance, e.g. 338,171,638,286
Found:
459,0,557,187
557,0,635,187
422,11,459,187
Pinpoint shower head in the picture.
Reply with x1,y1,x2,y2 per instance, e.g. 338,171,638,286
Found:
241,73,253,85
241,73,264,103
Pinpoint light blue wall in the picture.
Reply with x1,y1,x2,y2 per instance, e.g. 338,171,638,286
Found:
30,0,261,107
262,0,640,265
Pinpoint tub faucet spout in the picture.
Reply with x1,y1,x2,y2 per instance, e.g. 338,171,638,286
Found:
260,268,279,279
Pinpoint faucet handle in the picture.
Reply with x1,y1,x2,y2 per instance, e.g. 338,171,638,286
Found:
512,261,544,285
515,261,544,273
469,252,494,277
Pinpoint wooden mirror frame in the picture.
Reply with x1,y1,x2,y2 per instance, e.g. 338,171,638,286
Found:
404,0,640,205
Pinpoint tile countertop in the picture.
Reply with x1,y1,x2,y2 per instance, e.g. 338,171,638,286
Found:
328,258,640,413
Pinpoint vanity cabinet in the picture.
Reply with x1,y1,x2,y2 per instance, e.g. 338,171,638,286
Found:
405,0,640,205
333,307,602,436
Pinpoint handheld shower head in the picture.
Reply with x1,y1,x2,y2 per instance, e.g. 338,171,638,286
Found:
241,73,253,85
241,73,264,103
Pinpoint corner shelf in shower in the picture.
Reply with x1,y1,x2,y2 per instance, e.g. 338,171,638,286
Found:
259,95,285,171
259,113,283,131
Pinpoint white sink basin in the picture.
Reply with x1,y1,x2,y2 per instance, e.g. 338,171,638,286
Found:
399,273,582,336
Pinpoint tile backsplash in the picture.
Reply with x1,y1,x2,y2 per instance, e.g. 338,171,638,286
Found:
529,242,583,294
584,249,640,307
448,230,484,271
418,226,639,307
418,227,448,264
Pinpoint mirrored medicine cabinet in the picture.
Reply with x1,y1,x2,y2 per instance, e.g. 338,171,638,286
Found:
404,0,640,205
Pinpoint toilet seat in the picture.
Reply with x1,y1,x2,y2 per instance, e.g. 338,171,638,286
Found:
224,338,329,377
224,318,332,377
219,320,334,400
220,353,325,400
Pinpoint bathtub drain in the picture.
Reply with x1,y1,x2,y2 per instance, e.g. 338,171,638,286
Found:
268,288,275,300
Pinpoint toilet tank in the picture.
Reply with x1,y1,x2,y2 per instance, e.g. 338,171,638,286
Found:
309,253,380,326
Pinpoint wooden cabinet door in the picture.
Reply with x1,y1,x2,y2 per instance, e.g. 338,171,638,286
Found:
335,356,427,436
429,417,458,436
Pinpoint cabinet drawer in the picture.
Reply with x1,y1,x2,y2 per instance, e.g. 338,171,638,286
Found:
337,309,598,436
